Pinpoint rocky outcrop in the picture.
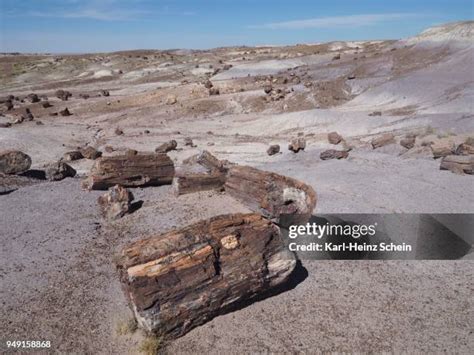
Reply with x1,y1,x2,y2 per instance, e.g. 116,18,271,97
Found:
98,184,134,220
82,153,175,190
115,213,296,338
0,150,32,175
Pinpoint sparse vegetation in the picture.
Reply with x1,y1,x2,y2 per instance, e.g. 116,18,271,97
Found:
116,317,138,336
138,335,163,355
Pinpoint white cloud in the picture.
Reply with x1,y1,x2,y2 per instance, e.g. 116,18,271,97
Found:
248,13,422,30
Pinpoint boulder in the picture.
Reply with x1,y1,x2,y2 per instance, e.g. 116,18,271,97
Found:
45,161,76,181
100,90,110,97
327,132,343,145
0,150,32,175
267,144,280,156
80,146,102,160
440,155,474,175
98,185,134,220
63,151,83,161
82,153,175,190
371,133,395,149
320,149,349,160
155,140,177,153
115,213,296,338
288,137,306,153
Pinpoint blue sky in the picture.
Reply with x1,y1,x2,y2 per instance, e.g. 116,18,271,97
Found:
1,0,473,53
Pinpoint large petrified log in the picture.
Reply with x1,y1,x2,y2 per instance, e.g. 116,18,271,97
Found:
115,213,296,338
440,155,474,175
225,165,316,224
82,153,174,190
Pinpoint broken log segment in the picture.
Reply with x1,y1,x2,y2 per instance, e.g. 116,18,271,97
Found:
440,155,474,175
82,153,175,190
172,171,226,196
182,150,229,173
225,165,316,225
115,213,296,338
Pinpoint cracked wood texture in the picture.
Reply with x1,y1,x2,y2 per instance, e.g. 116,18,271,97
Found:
225,165,317,225
82,153,175,190
115,213,296,338
172,172,226,196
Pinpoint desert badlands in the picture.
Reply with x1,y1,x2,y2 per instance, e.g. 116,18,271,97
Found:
1,21,473,353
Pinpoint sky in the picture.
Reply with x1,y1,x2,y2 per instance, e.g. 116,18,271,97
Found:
1,0,473,53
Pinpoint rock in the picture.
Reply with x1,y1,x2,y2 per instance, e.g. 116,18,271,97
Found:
267,144,280,156
431,140,454,158
80,146,102,160
288,137,306,153
21,108,34,121
36,121,44,125
155,140,177,153
45,161,76,181
27,93,40,103
104,145,114,153
115,213,296,338
0,150,32,175
79,93,90,100
332,54,341,60
263,84,273,94
55,89,72,101
144,130,150,134
63,151,83,161
208,88,220,96
368,111,382,116
223,64,232,70
100,90,110,97
98,185,134,220
204,80,213,89
42,101,52,108
371,134,395,149
59,108,72,116
320,149,349,160
5,100,13,110
82,153,175,190
328,132,343,145
126,149,138,156
455,143,474,156
347,75,356,80
166,95,177,105
440,155,474,175
115,127,124,135
0,122,12,128
400,137,416,149
184,137,196,147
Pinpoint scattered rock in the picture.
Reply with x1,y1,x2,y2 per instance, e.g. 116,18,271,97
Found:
455,143,474,156
22,108,34,121
0,122,12,128
204,80,213,89
371,134,395,149
144,130,150,134
79,93,90,100
80,146,102,160
63,151,83,161
288,137,306,153
166,95,177,105
267,144,280,156
45,161,76,181
5,100,13,111
0,150,32,175
100,90,110,97
328,132,343,145
332,54,341,60
431,140,454,158
320,149,349,160
184,137,196,147
104,145,114,153
27,93,40,103
368,111,382,116
209,88,220,96
42,101,52,108
126,149,138,156
440,155,474,175
155,140,177,153
115,127,124,136
59,108,72,116
55,89,72,101
347,75,356,80
97,184,134,220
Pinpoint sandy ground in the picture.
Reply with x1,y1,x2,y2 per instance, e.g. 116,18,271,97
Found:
1,22,473,354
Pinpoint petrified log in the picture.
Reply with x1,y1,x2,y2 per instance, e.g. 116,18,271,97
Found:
115,213,296,337
172,172,226,196
328,132,343,145
82,153,175,190
45,161,76,181
225,165,316,224
430,140,454,158
440,155,474,175
0,150,32,175
455,143,474,156
98,184,134,220
371,133,395,149
320,149,349,160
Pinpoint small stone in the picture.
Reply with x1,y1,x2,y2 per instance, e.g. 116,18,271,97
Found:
320,149,349,160
100,90,110,97
288,138,306,153
155,140,177,153
80,146,102,160
209,88,220,96
368,111,382,116
400,137,416,149
63,151,83,161
371,134,395,149
126,149,138,156
42,101,52,108
45,161,76,181
263,84,273,94
431,140,455,158
97,185,134,220
166,95,177,105
0,150,32,174
55,89,72,101
5,100,13,110
104,145,114,153
59,108,72,116
115,127,124,135
267,144,280,156
328,132,343,145
184,137,196,147
27,93,40,103
455,143,474,156
204,80,213,89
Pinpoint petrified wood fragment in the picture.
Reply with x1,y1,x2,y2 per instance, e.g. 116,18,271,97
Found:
82,153,175,190
371,133,395,149
98,184,134,220
115,213,296,337
44,161,76,181
430,140,454,158
440,155,474,175
328,132,343,145
319,149,349,160
225,165,316,224
172,171,226,196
